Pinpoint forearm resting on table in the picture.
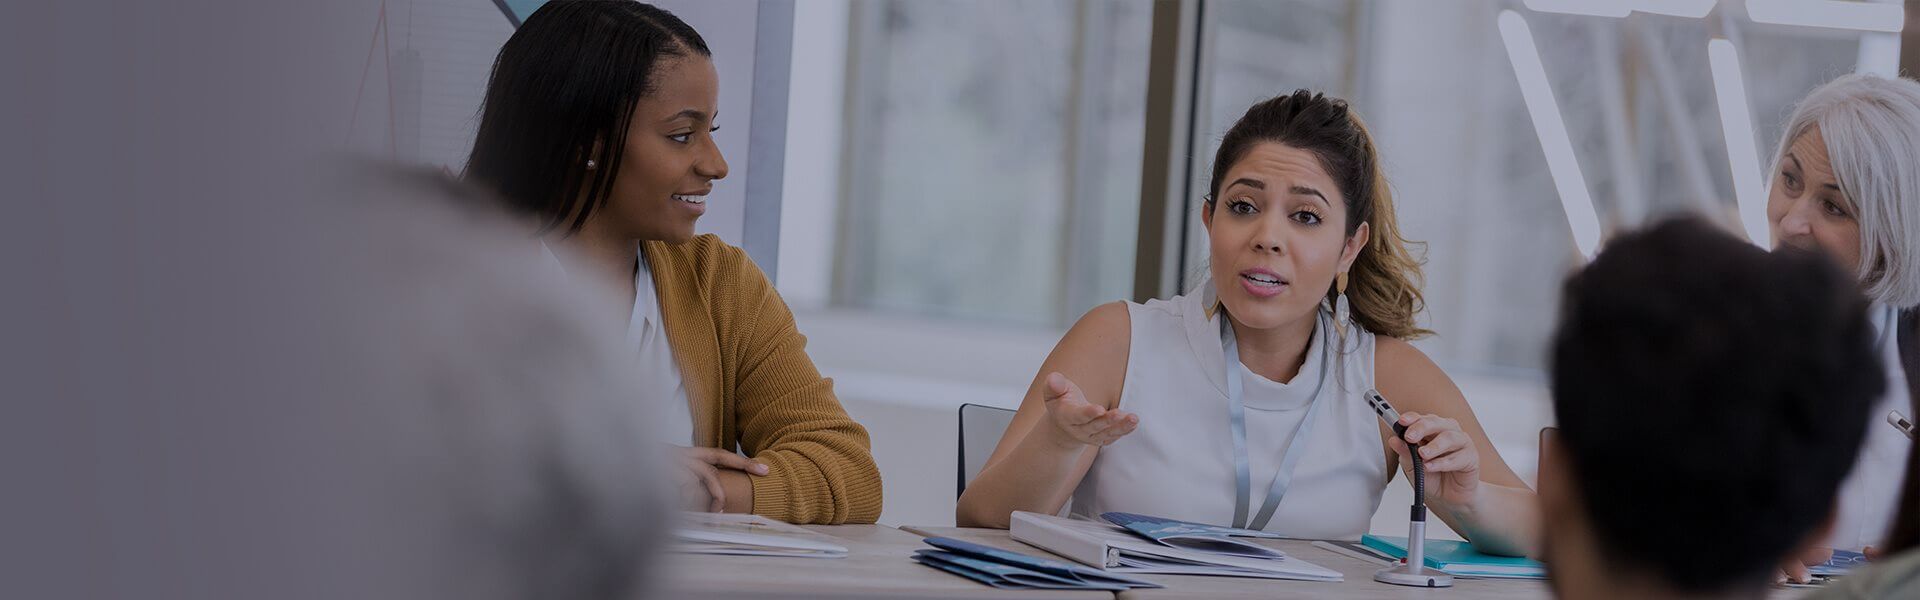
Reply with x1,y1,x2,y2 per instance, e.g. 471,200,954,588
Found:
748,447,882,524
1434,482,1538,558
717,469,753,514
955,426,1087,528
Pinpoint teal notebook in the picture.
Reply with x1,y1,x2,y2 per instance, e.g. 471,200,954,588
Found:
1360,535,1546,579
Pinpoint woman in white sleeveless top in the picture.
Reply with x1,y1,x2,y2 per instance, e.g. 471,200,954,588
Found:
956,91,1538,556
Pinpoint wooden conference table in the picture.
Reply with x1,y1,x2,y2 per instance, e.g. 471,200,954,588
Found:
658,523,1551,599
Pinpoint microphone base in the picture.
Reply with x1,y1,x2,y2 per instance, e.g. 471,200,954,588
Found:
1373,564,1455,588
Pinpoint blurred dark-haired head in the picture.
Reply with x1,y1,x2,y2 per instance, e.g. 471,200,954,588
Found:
1544,217,1882,595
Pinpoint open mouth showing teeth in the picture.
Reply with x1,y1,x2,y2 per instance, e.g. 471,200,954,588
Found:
1242,274,1283,287
673,194,706,205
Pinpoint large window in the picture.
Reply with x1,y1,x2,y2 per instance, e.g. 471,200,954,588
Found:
801,0,1899,373
1174,1,1891,372
832,0,1153,328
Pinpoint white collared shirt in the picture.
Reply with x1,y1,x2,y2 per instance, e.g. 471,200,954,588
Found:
542,243,695,447
631,249,695,447
1829,304,1915,551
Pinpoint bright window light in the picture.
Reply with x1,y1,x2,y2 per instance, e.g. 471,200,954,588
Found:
1640,0,1720,18
1524,0,1631,17
1707,38,1771,246
1747,0,1905,33
1523,0,1718,19
1499,10,1604,260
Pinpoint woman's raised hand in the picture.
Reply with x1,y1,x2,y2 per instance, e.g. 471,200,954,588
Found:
1039,372,1138,449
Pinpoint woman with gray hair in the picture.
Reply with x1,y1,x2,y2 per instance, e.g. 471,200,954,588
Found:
1767,73,1920,582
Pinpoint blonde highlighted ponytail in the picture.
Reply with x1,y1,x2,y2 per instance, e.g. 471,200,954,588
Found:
1341,114,1430,340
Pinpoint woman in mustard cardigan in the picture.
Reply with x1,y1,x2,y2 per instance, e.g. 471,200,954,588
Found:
462,1,881,524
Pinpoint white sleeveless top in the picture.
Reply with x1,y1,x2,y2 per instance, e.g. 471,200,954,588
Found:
1068,285,1392,540
1828,303,1914,551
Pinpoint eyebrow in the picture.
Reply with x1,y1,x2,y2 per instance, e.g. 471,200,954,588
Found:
662,109,712,124
1788,153,1844,191
1225,177,1265,191
1225,178,1329,205
1289,185,1329,205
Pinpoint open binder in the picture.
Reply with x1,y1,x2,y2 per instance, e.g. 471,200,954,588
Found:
1008,511,1342,582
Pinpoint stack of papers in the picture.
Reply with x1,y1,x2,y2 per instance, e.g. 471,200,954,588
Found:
672,512,848,558
1811,550,1869,576
911,537,1163,591
1008,511,1343,582
1360,535,1545,579
1103,511,1286,559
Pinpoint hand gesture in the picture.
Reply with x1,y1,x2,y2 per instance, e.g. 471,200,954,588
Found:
1039,372,1137,449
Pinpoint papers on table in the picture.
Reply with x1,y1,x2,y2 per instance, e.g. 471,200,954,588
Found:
1361,535,1545,579
1312,540,1393,566
672,512,848,558
1008,511,1343,582
1811,549,1869,576
1102,511,1286,560
910,536,1163,591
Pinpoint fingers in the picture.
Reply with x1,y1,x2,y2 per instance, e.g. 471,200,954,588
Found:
1414,429,1466,459
1041,372,1141,446
1085,413,1139,446
675,466,708,510
1781,558,1812,584
1044,373,1105,424
1044,372,1087,405
1388,423,1476,474
1052,404,1136,446
1397,412,1461,446
1073,413,1115,438
674,456,726,512
701,464,726,512
672,446,768,513
1044,372,1108,430
1417,431,1475,468
1068,410,1136,440
1387,435,1411,461
1061,402,1107,427
686,447,770,476
1422,450,1476,473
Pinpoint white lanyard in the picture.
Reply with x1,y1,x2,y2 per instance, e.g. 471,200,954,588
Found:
1223,310,1332,531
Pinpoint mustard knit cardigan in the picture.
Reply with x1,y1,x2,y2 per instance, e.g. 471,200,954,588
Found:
644,235,883,524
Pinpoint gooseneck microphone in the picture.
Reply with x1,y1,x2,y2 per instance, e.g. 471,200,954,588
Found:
1365,389,1454,588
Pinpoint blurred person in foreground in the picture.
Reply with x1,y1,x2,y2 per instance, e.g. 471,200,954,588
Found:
9,163,673,599
464,0,881,525
4,0,671,595
1763,74,1920,581
1541,218,1883,599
